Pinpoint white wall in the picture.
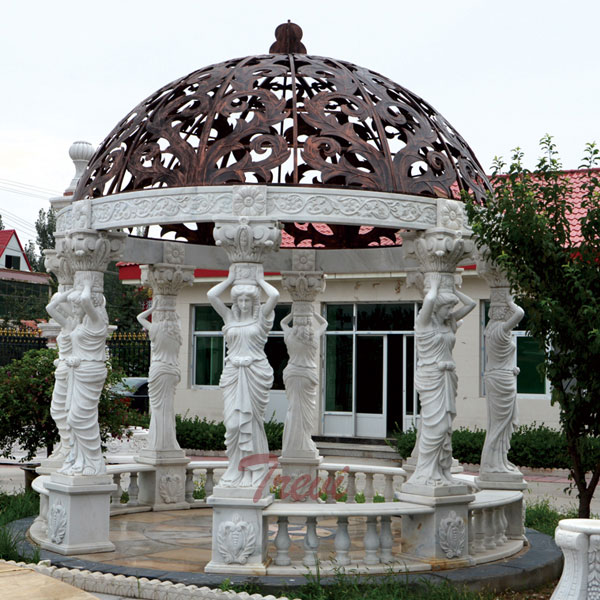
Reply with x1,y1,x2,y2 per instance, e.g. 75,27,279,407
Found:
171,271,560,432
0,233,30,272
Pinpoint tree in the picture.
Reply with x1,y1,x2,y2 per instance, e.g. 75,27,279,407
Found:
104,262,149,332
0,348,141,462
0,214,4,229
466,135,600,518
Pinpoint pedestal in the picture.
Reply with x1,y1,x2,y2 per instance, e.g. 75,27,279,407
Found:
42,472,116,555
396,491,475,563
278,455,322,502
136,452,190,511
205,486,273,575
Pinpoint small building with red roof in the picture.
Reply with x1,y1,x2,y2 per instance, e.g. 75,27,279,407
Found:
0,229,51,322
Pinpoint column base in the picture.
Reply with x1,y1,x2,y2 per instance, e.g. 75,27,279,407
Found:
278,455,322,502
396,491,475,562
205,488,273,575
135,455,190,510
475,472,527,490
41,472,116,555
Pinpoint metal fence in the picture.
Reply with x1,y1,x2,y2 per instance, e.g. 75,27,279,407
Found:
0,329,150,377
107,331,150,377
0,329,47,367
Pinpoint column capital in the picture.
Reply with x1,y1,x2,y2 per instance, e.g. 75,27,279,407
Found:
403,228,473,274
474,246,510,289
281,271,325,306
213,217,281,264
56,229,126,274
140,263,195,299
43,245,74,288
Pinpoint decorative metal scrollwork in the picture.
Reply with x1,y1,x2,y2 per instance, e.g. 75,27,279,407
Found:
74,24,491,249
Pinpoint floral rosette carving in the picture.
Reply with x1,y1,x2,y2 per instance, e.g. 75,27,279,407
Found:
48,502,67,545
439,511,466,559
232,186,267,216
217,513,256,565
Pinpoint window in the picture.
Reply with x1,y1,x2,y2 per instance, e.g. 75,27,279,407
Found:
323,302,417,435
482,301,547,396
5,255,21,270
192,304,291,388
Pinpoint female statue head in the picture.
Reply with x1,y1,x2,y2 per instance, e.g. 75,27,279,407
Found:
433,292,459,323
231,284,260,321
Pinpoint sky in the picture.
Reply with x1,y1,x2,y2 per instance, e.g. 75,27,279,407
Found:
1,0,599,247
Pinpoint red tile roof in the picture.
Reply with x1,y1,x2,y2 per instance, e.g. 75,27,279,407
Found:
0,268,51,285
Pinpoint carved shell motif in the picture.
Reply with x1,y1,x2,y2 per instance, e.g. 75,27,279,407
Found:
438,511,466,559
217,513,256,564
159,472,183,504
48,502,67,545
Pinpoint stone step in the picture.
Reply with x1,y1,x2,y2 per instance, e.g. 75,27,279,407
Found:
316,440,401,461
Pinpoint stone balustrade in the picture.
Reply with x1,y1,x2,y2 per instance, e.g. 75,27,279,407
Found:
265,501,433,574
185,461,229,505
467,489,525,564
107,464,156,515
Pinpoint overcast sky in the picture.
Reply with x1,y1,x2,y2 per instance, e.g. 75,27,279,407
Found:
1,0,599,246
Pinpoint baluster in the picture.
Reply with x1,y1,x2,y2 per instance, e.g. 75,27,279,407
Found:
325,469,337,503
493,508,504,546
364,473,375,502
205,468,214,498
111,473,122,506
185,469,195,503
472,509,485,555
468,510,475,556
383,474,394,502
346,471,357,504
335,516,351,566
274,516,292,566
303,516,319,566
483,508,496,550
497,507,508,545
364,515,380,564
128,472,139,506
379,516,393,563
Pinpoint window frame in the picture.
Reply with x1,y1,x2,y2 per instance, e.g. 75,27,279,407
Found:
190,303,291,390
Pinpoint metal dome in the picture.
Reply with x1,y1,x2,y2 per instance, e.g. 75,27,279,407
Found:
73,24,491,247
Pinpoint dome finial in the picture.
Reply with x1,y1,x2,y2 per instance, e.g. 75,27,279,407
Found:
270,21,307,54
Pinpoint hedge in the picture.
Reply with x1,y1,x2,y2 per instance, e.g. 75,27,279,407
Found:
392,423,600,471
170,414,284,452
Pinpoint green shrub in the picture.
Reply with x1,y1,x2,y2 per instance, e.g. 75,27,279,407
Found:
0,490,40,562
525,499,579,537
0,348,142,461
174,414,283,451
392,422,599,470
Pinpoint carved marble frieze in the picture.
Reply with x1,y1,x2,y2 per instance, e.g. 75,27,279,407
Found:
55,185,443,236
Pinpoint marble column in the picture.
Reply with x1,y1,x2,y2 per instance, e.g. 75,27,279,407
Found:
205,215,281,575
135,244,194,511
397,223,476,564
475,251,527,497
41,227,125,555
279,249,326,501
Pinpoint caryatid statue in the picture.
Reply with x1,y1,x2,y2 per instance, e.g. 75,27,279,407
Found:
47,229,125,476
476,253,525,481
402,228,475,493
43,247,75,464
280,252,326,461
137,256,194,455
208,217,281,489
